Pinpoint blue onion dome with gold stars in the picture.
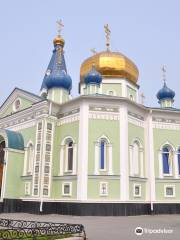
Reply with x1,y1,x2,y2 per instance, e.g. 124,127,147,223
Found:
156,82,175,101
41,34,72,92
84,64,102,85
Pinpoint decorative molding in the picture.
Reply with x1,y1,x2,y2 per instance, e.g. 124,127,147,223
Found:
152,117,180,124
128,116,145,128
58,108,80,118
57,113,79,126
89,106,119,113
153,122,180,130
89,112,119,121
128,111,144,120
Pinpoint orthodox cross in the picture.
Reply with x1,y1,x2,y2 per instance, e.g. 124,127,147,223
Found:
104,24,111,51
140,92,145,105
162,65,166,84
90,48,97,55
56,19,64,36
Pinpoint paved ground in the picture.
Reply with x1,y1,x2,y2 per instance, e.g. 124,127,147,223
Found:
0,213,180,240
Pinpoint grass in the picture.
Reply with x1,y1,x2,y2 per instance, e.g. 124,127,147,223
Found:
0,230,72,239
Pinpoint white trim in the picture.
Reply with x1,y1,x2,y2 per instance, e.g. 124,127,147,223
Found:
62,182,72,196
133,184,141,197
1,149,8,200
164,185,175,198
77,101,88,200
99,182,108,196
158,151,163,178
119,105,129,200
24,182,31,196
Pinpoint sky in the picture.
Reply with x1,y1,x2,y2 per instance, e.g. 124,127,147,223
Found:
0,0,180,107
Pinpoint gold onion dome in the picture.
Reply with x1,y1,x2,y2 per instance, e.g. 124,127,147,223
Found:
80,51,139,84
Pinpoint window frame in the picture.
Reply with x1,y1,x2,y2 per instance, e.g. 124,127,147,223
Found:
99,182,108,196
133,184,141,198
162,146,173,176
62,182,72,196
99,138,107,171
164,185,175,198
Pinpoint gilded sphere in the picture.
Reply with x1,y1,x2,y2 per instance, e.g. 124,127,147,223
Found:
80,51,139,84
53,36,65,47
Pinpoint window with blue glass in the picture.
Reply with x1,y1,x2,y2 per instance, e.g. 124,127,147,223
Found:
100,139,107,170
178,148,180,175
162,147,170,174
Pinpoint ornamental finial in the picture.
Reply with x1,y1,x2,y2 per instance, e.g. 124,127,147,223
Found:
56,19,64,36
162,65,166,84
90,48,97,55
104,24,111,51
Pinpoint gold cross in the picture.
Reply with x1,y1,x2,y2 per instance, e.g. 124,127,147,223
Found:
56,19,64,36
104,24,111,51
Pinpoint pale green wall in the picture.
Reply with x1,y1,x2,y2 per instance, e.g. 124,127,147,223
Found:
19,126,36,146
51,121,79,198
129,180,146,200
88,179,120,199
1,97,33,118
88,119,120,175
102,83,122,96
156,182,180,200
4,151,24,198
127,86,137,101
52,179,77,199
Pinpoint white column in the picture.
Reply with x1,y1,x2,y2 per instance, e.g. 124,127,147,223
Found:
72,144,77,175
140,149,144,178
23,148,28,176
129,145,133,176
147,111,155,210
59,146,64,176
108,144,113,175
77,101,89,200
94,143,99,175
158,151,163,178
174,153,179,179
121,80,126,97
1,149,8,199
119,105,129,200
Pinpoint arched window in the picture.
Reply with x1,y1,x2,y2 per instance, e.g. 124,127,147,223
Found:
178,148,180,175
67,140,73,171
100,138,108,170
26,142,34,174
133,141,139,175
162,146,172,175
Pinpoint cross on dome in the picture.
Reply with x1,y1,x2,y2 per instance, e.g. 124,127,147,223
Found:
56,19,64,36
104,24,111,51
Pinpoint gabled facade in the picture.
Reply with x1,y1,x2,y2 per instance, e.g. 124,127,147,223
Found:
0,26,180,216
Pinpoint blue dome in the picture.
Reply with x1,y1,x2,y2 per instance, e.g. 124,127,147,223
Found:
84,65,102,85
157,83,175,101
44,70,72,91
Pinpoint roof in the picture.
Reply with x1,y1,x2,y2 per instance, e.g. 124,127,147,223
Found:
0,129,24,150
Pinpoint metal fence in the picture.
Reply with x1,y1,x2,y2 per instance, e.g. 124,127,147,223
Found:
0,218,86,240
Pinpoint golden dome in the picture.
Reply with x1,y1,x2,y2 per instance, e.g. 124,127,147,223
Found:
80,51,139,84
53,35,65,47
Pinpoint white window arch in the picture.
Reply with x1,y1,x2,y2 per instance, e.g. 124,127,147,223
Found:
24,141,34,175
94,135,113,175
160,143,174,176
59,136,77,175
129,139,144,177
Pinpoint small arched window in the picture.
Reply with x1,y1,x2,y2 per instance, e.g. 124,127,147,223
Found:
162,146,172,174
100,138,107,170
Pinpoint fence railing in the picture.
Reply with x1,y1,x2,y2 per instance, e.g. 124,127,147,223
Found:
0,218,86,240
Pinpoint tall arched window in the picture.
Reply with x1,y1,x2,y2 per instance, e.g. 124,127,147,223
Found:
26,143,34,174
178,148,180,175
100,138,108,170
133,141,139,175
67,140,73,171
162,146,172,174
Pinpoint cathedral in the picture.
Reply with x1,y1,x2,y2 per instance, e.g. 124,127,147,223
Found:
0,22,180,216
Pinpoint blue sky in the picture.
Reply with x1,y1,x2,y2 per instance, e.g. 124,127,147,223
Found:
0,0,180,107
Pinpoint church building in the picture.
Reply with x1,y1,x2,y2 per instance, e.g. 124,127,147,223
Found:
0,22,180,215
